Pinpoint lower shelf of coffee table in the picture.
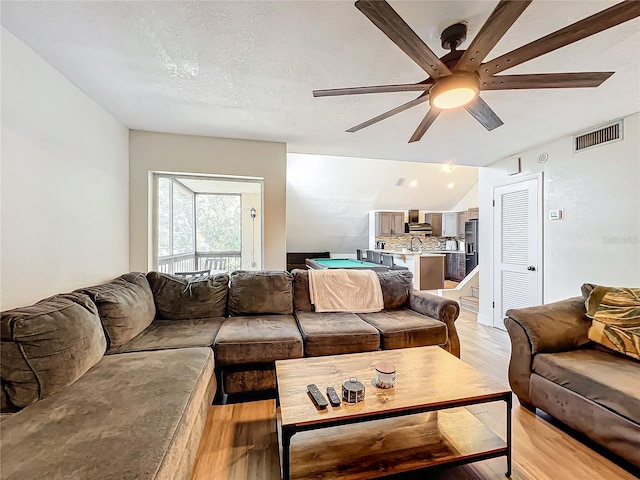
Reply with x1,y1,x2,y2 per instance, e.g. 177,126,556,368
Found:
278,406,507,480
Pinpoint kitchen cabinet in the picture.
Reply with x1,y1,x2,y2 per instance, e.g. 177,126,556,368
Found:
419,256,445,290
375,212,404,236
424,213,442,237
457,212,466,235
442,212,462,237
445,252,466,281
466,207,479,221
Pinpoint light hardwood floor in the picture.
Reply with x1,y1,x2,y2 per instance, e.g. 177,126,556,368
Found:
191,311,637,480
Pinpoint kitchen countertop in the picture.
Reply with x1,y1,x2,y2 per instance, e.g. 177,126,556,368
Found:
370,249,447,257
423,250,466,254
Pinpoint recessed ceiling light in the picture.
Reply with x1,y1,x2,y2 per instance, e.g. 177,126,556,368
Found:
442,163,454,173
410,180,417,187
447,182,455,189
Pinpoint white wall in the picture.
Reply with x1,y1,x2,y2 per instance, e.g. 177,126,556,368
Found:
286,153,478,255
129,131,286,271
478,113,640,326
0,27,130,310
450,182,478,212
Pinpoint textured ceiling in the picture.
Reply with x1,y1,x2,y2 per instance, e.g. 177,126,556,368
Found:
2,1,639,166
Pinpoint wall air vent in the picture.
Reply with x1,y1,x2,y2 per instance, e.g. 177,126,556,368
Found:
573,120,623,152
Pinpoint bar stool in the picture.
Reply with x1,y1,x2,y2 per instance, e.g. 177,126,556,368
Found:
368,251,382,264
381,254,409,271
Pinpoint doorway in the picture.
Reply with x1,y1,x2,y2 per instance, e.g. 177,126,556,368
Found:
492,174,543,329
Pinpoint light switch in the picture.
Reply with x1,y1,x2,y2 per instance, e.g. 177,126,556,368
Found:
549,209,564,220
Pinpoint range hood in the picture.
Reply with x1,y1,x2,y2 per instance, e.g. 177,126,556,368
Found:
406,209,433,234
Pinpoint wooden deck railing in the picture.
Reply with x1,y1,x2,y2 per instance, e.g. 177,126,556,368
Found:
157,251,242,274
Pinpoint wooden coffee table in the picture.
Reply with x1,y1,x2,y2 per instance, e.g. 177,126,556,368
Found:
275,346,512,480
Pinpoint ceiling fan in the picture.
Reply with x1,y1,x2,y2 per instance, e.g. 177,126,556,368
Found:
313,0,640,143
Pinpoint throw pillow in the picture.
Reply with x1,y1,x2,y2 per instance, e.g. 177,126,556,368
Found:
586,286,640,360
228,270,293,316
80,272,155,349
376,270,414,310
0,293,106,407
291,269,314,312
147,271,229,320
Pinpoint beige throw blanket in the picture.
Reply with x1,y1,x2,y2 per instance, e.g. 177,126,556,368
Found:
308,269,384,313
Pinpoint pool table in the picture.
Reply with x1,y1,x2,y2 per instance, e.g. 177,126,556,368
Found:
305,258,389,272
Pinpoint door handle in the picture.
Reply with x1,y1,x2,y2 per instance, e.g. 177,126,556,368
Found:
527,266,536,271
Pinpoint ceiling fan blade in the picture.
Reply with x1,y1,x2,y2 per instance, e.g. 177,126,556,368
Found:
456,0,532,73
346,92,430,133
481,0,640,76
480,72,614,90
465,97,503,131
314,81,432,97
409,108,441,143
355,0,451,79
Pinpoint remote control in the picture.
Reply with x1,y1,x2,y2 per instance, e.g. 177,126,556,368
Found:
306,384,328,409
326,386,341,406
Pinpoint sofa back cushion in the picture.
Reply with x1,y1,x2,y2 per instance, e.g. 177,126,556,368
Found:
292,269,314,311
0,293,106,408
228,271,293,316
80,273,155,349
376,270,414,310
147,272,229,319
292,269,413,311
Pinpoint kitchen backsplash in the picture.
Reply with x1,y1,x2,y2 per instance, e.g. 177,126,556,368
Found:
377,234,464,251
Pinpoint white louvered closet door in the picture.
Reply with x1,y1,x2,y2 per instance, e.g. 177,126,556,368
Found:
493,177,542,330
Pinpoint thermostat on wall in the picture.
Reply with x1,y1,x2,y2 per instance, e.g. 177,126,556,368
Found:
549,209,564,220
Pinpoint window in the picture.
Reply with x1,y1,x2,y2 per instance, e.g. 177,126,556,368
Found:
196,194,241,252
154,174,262,274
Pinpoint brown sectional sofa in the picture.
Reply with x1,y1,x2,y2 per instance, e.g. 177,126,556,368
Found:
214,269,460,397
1,268,460,479
504,296,640,468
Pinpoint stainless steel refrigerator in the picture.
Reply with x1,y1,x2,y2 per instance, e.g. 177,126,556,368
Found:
465,219,478,274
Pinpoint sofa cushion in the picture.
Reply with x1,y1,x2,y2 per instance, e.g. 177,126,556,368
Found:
228,271,293,316
107,317,225,354
292,269,413,312
357,309,447,350
0,293,106,408
581,282,597,302
0,387,19,415
222,366,277,395
80,272,155,349
586,286,640,360
295,311,380,356
376,270,413,310
147,271,229,319
292,269,314,311
214,315,303,365
0,347,214,480
532,348,640,424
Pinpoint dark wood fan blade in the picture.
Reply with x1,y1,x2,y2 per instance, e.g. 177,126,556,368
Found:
314,81,432,97
480,72,614,90
346,93,430,132
355,0,451,78
456,0,532,73
465,97,503,131
409,108,440,143
481,0,640,76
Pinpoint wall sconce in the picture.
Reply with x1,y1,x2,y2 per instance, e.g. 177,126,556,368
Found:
250,207,256,219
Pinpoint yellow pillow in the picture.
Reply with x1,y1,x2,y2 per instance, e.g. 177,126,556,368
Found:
586,286,640,360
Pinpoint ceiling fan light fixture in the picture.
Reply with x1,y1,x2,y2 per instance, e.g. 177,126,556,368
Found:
429,74,479,110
